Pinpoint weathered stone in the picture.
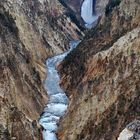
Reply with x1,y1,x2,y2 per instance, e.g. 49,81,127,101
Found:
58,0,140,139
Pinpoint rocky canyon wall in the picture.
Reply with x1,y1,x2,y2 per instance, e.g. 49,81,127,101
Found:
58,0,140,139
2,0,83,54
0,0,83,139
0,5,47,139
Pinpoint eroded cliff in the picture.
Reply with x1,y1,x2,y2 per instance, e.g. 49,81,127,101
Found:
0,6,47,139
2,0,83,54
58,0,140,139
0,0,83,139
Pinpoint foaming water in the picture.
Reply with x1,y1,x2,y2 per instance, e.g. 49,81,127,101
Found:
39,41,80,140
81,0,98,28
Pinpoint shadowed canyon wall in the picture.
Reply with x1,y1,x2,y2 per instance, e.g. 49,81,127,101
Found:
2,0,83,54
58,0,140,139
0,5,47,139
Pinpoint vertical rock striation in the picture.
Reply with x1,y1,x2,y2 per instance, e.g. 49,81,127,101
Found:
58,0,140,139
0,0,83,139
0,5,47,139
1,0,83,54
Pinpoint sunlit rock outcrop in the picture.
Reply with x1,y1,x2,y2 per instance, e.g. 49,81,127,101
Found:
2,0,83,54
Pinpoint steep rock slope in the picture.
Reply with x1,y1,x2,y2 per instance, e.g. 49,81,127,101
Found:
0,0,83,139
58,0,140,139
61,0,83,19
95,0,109,15
2,0,83,54
0,6,47,140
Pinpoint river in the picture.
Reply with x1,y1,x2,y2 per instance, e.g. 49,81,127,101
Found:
39,41,80,140
39,1,96,139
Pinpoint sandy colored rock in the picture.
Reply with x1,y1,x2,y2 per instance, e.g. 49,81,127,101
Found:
0,0,83,139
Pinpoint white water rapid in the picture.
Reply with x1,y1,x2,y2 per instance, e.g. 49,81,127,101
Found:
39,41,80,140
81,0,98,28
